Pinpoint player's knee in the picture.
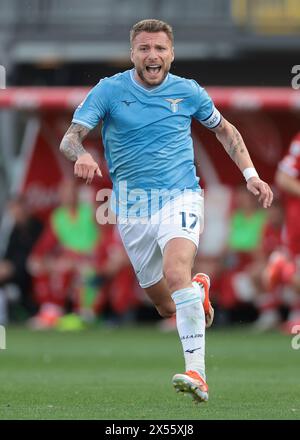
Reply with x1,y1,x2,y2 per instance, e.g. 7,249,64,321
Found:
164,267,189,292
156,303,175,319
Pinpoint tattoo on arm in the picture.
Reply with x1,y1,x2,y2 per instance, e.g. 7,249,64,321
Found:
225,126,245,168
59,123,90,161
214,119,252,171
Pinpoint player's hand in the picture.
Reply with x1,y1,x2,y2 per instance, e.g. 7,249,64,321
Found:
247,177,273,208
74,153,102,184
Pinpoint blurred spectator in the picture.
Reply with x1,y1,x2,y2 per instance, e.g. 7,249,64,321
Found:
227,185,267,265
28,179,100,328
244,198,284,330
262,132,300,332
93,224,139,325
214,185,268,321
191,185,232,322
0,195,43,323
27,178,139,329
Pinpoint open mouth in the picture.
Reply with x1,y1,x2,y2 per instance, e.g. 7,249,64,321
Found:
146,65,162,74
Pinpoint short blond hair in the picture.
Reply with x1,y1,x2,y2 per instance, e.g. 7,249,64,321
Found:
130,19,174,45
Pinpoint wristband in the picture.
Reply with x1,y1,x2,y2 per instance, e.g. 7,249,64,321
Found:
243,167,259,182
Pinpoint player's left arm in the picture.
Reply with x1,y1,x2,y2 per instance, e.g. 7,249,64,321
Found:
275,142,300,197
211,116,273,208
275,169,300,197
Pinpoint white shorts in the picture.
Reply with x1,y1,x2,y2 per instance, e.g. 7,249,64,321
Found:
117,190,204,288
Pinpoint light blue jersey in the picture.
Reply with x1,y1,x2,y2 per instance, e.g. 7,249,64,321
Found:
72,69,221,215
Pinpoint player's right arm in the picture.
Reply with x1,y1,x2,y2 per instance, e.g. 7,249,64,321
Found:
60,79,109,183
60,123,102,184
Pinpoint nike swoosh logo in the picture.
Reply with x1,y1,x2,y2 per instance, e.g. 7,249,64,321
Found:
185,347,201,354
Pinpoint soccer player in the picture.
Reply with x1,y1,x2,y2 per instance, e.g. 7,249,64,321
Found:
59,19,273,403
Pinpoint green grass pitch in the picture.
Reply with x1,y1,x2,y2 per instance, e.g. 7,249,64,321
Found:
0,325,299,420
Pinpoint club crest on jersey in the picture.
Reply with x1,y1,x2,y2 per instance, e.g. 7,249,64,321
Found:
165,98,184,113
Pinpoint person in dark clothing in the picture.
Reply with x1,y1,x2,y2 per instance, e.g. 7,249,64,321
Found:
0,195,43,321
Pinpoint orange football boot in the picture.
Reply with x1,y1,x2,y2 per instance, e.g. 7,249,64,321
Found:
192,273,214,328
172,370,209,403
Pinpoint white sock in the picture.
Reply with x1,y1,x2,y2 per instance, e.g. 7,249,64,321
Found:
192,281,205,302
172,286,206,380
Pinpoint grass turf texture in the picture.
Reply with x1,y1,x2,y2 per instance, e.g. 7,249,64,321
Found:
0,325,299,420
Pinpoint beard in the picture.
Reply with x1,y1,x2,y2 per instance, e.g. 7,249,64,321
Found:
135,65,169,87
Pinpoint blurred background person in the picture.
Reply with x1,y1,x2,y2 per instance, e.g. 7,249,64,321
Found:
263,131,300,332
0,195,43,324
27,178,139,329
27,179,100,328
211,185,268,324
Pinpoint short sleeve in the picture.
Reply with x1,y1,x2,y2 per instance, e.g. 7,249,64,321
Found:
72,79,109,129
192,82,221,129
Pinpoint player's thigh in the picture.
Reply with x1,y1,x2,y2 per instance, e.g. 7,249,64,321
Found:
158,190,203,279
163,237,197,273
158,189,203,248
117,220,163,288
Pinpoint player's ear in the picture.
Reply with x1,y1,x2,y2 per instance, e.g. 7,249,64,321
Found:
171,47,174,62
130,48,134,63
